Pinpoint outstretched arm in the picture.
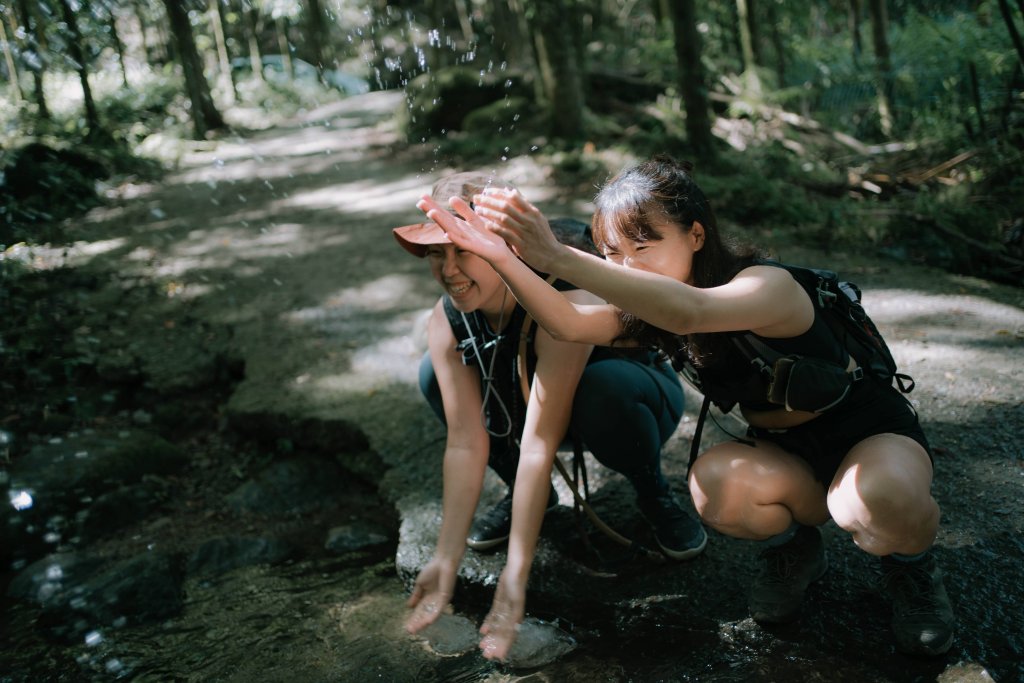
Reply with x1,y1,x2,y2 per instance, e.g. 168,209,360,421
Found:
469,189,814,338
418,195,624,346
477,290,599,661
405,301,489,634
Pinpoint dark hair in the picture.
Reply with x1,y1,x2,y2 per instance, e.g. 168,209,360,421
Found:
591,155,761,366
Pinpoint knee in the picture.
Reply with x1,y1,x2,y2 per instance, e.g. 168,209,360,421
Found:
689,451,750,522
828,456,938,534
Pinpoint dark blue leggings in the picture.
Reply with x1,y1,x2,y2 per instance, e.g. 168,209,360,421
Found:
418,351,685,500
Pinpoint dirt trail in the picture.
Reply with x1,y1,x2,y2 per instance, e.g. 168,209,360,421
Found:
5,90,1024,682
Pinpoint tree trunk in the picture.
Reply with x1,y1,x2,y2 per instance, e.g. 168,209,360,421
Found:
669,0,715,159
745,0,763,67
849,0,863,63
0,8,23,103
767,0,785,86
867,0,893,136
14,0,48,118
305,0,327,75
275,16,293,79
162,0,225,139
58,0,102,135
489,0,527,68
246,2,265,83
735,0,761,92
997,0,1024,71
108,7,130,89
528,0,584,140
133,0,152,63
209,0,237,102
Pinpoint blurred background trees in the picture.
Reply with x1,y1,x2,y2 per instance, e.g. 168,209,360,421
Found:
0,0,1021,283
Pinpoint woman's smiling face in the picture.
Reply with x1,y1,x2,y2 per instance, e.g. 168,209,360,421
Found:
425,243,507,313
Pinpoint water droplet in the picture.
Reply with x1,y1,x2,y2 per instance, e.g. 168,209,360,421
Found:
9,490,33,511
85,631,103,647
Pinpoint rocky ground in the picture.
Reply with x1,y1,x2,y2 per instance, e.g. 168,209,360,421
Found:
2,90,1023,682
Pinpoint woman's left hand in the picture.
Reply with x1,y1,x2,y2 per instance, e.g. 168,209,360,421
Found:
478,571,527,661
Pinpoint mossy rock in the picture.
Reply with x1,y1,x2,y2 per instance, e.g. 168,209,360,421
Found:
397,67,532,142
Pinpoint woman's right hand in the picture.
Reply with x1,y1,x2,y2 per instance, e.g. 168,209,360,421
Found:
472,188,568,274
404,556,457,634
416,195,515,267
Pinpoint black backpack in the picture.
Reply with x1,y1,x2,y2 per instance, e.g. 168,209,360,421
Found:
686,260,915,470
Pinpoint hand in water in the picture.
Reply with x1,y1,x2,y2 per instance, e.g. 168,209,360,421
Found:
405,558,455,634
471,188,567,273
478,572,526,661
416,195,514,266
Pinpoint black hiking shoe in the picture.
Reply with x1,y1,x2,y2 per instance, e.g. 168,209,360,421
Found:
466,487,558,551
880,553,955,656
749,525,828,624
638,490,707,560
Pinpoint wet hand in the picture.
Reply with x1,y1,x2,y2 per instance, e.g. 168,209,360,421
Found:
416,195,514,265
478,573,526,661
472,188,566,273
404,558,455,634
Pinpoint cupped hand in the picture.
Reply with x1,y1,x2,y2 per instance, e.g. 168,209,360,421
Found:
404,557,456,634
471,188,567,273
478,572,527,661
415,195,514,266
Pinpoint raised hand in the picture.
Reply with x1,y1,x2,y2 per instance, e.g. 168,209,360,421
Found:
478,571,527,661
404,557,456,634
471,188,568,274
416,195,514,266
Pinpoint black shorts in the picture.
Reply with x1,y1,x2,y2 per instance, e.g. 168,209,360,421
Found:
746,377,932,485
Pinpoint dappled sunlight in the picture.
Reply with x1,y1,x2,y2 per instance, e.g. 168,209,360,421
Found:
866,290,1024,330
286,274,426,323
275,174,426,215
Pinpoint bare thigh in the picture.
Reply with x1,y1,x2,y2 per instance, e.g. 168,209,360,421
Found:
689,438,831,540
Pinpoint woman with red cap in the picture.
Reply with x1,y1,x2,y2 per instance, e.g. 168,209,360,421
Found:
396,171,705,661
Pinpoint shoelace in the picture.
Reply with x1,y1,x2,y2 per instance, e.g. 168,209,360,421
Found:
882,565,941,617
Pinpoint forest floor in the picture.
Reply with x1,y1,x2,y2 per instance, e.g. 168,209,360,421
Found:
2,90,1024,682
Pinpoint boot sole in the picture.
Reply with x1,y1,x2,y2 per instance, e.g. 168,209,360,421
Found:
657,526,709,560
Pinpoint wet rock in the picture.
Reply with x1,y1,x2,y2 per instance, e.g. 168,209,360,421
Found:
9,429,185,508
225,456,346,514
418,613,479,656
224,409,370,458
187,536,294,577
325,522,390,554
505,618,577,669
8,550,184,642
77,479,171,543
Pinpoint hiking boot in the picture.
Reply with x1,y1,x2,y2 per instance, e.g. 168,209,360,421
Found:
466,487,558,551
879,553,955,656
638,490,707,560
749,525,828,624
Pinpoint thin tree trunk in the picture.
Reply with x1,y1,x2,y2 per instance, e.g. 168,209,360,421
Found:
867,0,893,136
209,0,237,102
454,0,474,45
275,16,293,79
305,0,327,74
968,60,985,136
0,9,23,103
162,0,226,139
746,0,763,67
14,0,47,118
767,0,785,86
997,0,1024,71
850,0,863,64
58,0,101,134
246,2,265,83
108,7,130,88
670,0,715,159
133,0,152,62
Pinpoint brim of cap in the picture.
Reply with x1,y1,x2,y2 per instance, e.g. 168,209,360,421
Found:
392,222,450,257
